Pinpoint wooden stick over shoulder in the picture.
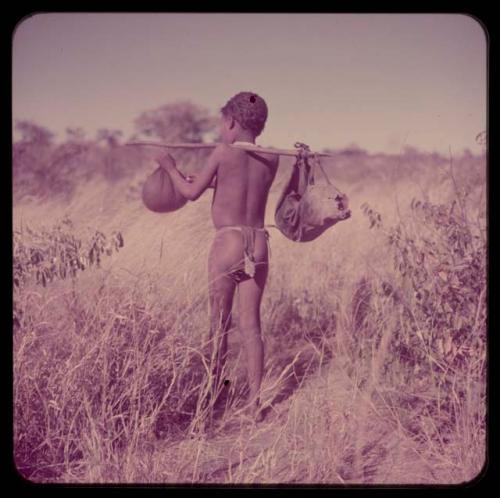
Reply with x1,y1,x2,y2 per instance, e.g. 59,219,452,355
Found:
125,141,335,158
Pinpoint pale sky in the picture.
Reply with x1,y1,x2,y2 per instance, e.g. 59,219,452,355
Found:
12,13,487,154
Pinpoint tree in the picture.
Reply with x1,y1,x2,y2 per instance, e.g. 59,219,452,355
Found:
133,101,218,143
65,127,87,142
14,120,54,146
96,128,123,148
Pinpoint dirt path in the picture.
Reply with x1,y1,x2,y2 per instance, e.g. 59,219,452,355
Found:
147,357,437,485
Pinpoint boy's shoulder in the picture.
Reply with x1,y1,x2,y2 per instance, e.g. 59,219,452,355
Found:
210,143,232,160
211,143,247,160
214,143,279,167
215,142,232,154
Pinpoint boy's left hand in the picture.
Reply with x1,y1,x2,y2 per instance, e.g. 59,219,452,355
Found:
156,153,176,171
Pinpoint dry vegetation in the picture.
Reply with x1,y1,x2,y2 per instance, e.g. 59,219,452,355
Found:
12,111,487,485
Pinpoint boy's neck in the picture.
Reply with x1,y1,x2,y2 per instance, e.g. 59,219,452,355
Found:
233,139,256,145
232,131,256,144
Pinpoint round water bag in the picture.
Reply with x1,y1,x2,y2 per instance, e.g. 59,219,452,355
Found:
141,165,187,213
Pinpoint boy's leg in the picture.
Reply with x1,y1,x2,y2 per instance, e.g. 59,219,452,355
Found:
208,274,236,390
237,258,268,419
208,235,238,396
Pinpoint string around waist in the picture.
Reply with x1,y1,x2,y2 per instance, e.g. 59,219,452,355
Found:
215,225,272,261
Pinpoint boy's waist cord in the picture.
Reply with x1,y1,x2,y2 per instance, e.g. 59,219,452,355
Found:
263,226,272,262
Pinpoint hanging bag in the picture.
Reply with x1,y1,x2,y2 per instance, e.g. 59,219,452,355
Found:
142,165,188,213
274,143,351,242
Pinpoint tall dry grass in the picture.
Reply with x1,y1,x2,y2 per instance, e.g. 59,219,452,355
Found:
13,147,486,484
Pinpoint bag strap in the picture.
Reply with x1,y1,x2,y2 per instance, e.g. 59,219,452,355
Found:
295,142,315,186
310,153,332,185
294,142,343,195
295,141,331,184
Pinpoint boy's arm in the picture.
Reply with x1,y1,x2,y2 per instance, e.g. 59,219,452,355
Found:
157,145,222,201
186,174,216,189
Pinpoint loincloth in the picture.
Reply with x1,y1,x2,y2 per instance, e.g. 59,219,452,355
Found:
216,225,271,283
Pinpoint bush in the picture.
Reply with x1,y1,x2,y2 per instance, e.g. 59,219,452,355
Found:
13,216,124,330
360,166,486,443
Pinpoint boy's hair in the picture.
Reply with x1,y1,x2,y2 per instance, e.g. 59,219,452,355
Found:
221,92,268,137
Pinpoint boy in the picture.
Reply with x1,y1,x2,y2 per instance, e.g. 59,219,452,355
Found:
157,92,279,422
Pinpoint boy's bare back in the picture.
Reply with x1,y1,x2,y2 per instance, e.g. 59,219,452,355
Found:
211,145,279,229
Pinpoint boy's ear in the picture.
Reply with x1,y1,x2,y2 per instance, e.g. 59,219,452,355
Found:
229,117,236,130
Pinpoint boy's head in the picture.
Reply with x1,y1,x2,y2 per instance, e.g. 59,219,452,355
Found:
220,91,268,141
